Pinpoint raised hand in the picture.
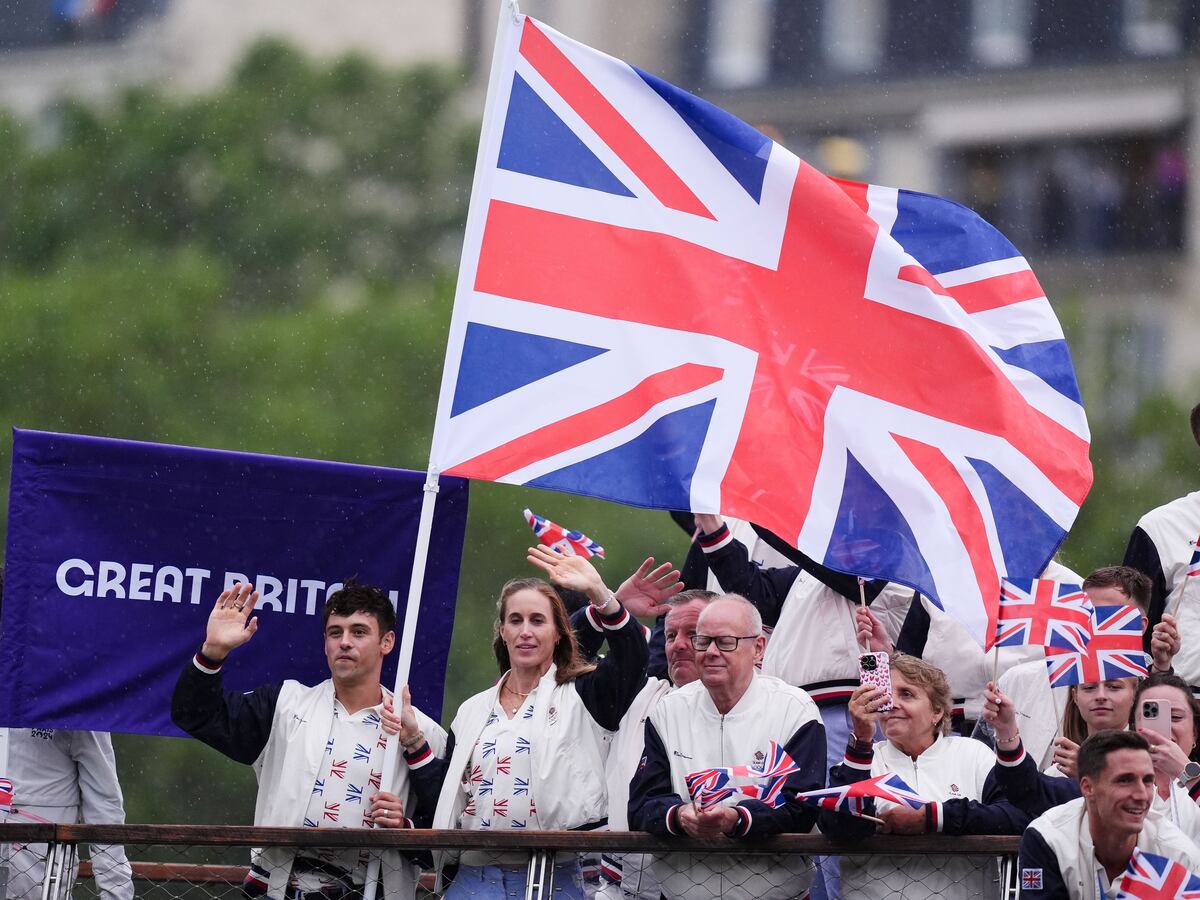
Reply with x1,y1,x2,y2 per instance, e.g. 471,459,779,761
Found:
1151,613,1181,672
201,583,260,662
855,606,892,654
1052,737,1080,779
616,557,684,618
1139,726,1189,780
527,545,608,606
982,682,1019,744
848,683,887,744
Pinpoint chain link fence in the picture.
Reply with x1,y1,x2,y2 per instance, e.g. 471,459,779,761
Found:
0,824,1021,900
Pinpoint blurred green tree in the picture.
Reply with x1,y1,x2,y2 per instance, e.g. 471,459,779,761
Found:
0,38,1196,830
0,41,685,824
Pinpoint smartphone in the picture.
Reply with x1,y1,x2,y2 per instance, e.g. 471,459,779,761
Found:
1137,699,1173,741
858,651,893,713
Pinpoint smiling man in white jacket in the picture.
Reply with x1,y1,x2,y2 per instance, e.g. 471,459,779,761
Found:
172,580,445,900
1018,729,1200,899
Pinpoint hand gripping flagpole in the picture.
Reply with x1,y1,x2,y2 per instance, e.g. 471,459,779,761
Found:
361,2,521,897
362,469,440,900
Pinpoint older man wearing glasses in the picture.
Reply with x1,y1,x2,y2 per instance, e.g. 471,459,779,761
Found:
628,594,827,900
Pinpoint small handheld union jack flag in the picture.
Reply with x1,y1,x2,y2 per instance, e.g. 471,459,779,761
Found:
0,778,13,814
796,772,929,818
1114,848,1200,899
686,743,803,810
1188,537,1200,579
685,767,729,796
685,767,734,810
992,579,1092,653
1044,604,1148,688
523,509,605,558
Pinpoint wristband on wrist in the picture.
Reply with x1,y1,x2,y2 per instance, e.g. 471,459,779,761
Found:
595,590,618,615
401,731,424,750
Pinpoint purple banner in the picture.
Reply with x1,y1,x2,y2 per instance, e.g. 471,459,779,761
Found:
0,429,468,737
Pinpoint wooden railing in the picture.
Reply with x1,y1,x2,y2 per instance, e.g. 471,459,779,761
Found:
4,822,1022,855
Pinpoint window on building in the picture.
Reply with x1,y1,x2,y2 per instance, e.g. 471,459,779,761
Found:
823,0,885,75
1124,0,1184,55
971,0,1032,67
705,0,773,88
949,133,1187,256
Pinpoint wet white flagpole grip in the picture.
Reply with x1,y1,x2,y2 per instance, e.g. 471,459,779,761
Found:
362,469,440,900
362,0,522,894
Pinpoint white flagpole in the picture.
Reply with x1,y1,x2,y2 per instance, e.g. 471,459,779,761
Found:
362,3,521,897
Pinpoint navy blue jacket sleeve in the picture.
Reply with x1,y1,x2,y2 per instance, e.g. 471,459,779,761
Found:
405,729,455,824
573,603,649,731
572,605,608,661
733,718,826,838
936,769,1030,835
628,719,685,836
170,654,281,765
1124,524,1170,645
1017,826,1070,899
992,742,1081,820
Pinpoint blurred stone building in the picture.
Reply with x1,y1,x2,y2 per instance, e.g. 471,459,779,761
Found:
472,0,1200,414
3,0,1196,409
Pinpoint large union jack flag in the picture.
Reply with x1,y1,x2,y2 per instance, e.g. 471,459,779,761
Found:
1115,849,1200,899
796,772,928,818
991,578,1092,653
1045,603,1148,687
429,13,1092,646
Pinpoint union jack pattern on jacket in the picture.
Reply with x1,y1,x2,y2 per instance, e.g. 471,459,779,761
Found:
460,697,540,830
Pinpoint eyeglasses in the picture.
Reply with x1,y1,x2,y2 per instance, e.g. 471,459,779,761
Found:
690,634,759,652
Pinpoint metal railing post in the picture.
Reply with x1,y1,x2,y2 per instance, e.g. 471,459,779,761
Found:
38,842,59,900
524,849,556,900
998,852,1020,900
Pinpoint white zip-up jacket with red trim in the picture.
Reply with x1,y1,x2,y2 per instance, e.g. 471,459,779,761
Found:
1125,490,1200,687
820,733,1027,899
405,603,648,884
628,673,826,900
172,657,446,900
1019,796,1200,899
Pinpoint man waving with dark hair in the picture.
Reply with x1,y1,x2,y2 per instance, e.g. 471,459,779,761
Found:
173,580,445,900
